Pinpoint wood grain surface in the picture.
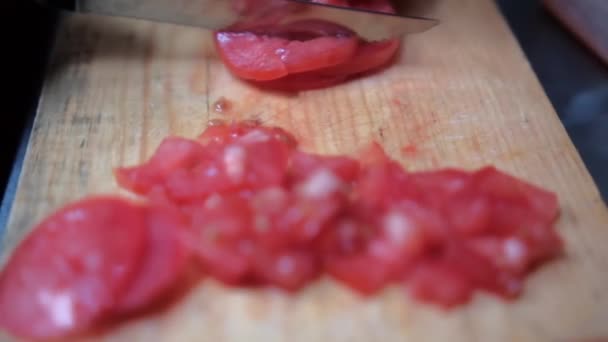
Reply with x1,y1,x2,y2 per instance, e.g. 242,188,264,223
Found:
543,0,608,66
2,0,608,341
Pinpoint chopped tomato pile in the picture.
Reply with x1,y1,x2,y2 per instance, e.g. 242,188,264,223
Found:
0,121,562,340
214,0,401,91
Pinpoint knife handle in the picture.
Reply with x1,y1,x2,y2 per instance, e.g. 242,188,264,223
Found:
35,0,76,11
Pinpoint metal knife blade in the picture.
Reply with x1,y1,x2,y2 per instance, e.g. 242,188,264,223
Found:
40,0,440,41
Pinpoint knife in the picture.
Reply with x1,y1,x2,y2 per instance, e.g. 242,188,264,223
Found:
36,0,440,41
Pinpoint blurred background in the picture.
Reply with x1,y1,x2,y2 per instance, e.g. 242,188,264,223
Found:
1,0,607,211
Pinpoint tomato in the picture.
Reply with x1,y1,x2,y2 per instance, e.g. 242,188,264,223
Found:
0,197,146,340
315,39,400,77
474,167,559,222
213,0,401,91
0,120,565,337
407,261,473,309
288,150,360,184
165,136,291,201
114,205,190,314
250,72,349,91
197,121,297,149
325,254,393,295
251,183,345,250
251,250,320,291
114,137,207,195
214,21,358,81
182,194,254,285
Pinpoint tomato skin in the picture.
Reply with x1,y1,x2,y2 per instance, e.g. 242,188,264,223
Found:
0,197,147,340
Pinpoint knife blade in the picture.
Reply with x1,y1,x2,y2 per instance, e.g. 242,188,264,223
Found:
38,0,440,41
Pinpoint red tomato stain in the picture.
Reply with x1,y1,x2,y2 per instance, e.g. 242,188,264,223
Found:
401,144,418,156
392,98,405,107
213,97,233,114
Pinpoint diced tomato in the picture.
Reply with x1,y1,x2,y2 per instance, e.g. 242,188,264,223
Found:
197,122,297,149
252,250,320,291
474,167,559,222
289,150,360,184
441,243,523,299
317,217,375,255
325,254,393,295
114,137,207,195
0,197,147,340
182,194,254,285
114,205,190,314
407,261,473,309
253,194,344,250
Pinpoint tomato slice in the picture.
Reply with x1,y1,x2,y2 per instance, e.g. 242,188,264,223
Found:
214,0,401,91
0,197,146,340
214,20,358,81
316,39,400,77
114,205,190,314
249,72,348,91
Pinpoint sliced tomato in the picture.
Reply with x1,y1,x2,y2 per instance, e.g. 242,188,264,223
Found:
0,197,146,340
250,72,348,91
214,20,358,81
114,205,190,314
214,0,401,91
317,39,400,77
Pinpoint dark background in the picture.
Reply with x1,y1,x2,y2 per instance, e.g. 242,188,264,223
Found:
1,0,607,219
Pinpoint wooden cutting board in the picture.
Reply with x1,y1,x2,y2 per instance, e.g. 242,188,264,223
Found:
2,0,608,341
